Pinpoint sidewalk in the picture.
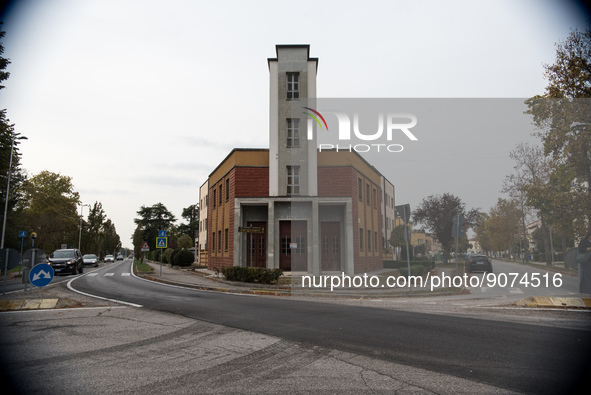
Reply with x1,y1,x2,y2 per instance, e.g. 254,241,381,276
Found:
1,260,590,310
139,260,461,297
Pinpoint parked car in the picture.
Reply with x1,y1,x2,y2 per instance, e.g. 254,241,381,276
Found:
48,249,84,275
465,254,493,273
83,254,99,267
104,255,115,263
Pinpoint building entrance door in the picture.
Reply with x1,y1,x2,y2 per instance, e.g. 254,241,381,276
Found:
321,222,341,271
246,221,266,268
280,220,307,271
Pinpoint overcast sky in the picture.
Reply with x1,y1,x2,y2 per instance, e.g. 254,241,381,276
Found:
0,0,589,247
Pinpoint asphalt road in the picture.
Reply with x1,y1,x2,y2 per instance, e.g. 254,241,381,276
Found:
64,259,591,394
466,258,581,298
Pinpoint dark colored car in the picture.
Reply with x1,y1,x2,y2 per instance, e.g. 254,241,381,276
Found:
83,254,99,267
465,254,493,273
48,249,84,275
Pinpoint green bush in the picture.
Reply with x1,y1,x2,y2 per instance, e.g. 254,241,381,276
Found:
384,260,434,271
398,265,427,278
163,248,174,264
221,266,283,284
174,249,194,267
170,248,181,265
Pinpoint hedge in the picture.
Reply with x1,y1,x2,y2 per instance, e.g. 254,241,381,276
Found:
383,260,435,271
398,265,428,278
221,267,283,284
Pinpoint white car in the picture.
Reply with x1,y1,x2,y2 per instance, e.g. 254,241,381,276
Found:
104,255,115,263
83,254,99,267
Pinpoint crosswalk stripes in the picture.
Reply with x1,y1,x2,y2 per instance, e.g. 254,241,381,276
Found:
86,272,132,277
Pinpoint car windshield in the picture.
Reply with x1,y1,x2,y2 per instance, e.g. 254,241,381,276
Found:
84,254,97,259
52,251,75,258
106,255,113,258
473,256,488,261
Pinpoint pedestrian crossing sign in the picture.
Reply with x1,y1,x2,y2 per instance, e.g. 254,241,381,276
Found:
156,237,167,249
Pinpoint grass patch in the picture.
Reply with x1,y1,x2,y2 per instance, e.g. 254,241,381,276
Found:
134,259,153,273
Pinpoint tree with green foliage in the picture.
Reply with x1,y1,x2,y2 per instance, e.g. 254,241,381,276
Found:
101,219,121,256
133,221,144,259
0,23,27,249
177,233,193,249
525,28,591,237
19,171,80,250
83,201,106,255
412,193,479,260
134,202,176,251
178,204,198,239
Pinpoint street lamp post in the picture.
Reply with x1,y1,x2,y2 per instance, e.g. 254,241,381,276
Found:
78,203,91,251
2,135,27,295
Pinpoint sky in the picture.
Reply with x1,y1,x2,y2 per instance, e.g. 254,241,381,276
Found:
0,0,589,248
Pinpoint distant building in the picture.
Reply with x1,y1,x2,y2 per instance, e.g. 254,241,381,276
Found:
198,45,394,274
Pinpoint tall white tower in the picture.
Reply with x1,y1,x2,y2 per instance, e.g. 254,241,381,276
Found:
268,45,318,197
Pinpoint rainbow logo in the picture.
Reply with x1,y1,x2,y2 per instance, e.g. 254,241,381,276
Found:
302,107,329,131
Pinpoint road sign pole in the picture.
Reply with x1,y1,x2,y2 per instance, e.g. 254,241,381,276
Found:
405,224,412,291
2,248,9,295
455,219,459,275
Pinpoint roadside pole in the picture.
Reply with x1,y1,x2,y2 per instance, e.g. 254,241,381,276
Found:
395,204,412,291
156,230,167,276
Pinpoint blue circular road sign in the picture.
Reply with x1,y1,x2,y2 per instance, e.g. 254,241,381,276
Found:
29,263,54,288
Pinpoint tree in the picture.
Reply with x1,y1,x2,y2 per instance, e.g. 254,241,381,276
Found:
84,202,106,255
0,24,26,249
133,222,144,259
19,171,80,250
504,143,554,265
412,193,479,259
0,23,10,90
178,204,198,238
525,28,591,235
177,234,193,249
101,219,121,256
134,202,176,250
485,198,522,255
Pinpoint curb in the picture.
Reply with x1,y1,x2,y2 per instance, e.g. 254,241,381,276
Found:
0,299,58,311
515,296,591,309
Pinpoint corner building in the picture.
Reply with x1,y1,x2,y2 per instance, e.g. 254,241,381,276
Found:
203,45,390,275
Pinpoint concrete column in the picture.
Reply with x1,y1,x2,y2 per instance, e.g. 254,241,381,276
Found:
234,200,242,267
311,200,320,276
344,199,354,275
267,201,276,269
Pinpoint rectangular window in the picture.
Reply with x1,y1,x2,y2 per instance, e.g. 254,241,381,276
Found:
375,232,378,253
218,231,222,252
211,232,215,252
358,178,363,200
287,72,299,100
366,184,370,206
286,118,300,147
212,189,216,208
373,188,377,207
286,166,300,195
225,179,230,201
219,185,223,206
360,228,364,251
368,230,372,252
224,229,229,251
